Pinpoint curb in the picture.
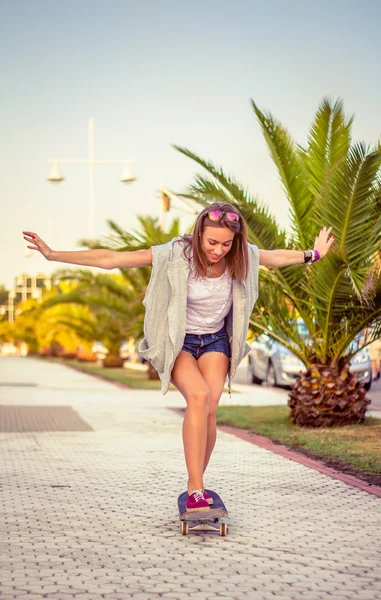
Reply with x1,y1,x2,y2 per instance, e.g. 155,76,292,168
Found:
58,360,132,390
218,424,381,498
169,408,381,498
36,360,381,499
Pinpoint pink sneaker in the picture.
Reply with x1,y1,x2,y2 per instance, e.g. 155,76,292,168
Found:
186,490,210,512
203,491,214,505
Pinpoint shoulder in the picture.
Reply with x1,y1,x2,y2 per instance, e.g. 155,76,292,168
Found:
245,244,260,284
151,237,188,264
248,243,259,262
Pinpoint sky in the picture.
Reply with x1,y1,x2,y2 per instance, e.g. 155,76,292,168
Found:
1,0,380,288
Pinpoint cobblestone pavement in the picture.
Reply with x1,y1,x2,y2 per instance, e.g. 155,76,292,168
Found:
1,356,381,600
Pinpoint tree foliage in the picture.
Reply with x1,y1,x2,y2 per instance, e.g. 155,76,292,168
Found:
174,98,381,369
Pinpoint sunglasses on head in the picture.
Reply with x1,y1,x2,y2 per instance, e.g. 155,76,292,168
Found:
206,209,240,222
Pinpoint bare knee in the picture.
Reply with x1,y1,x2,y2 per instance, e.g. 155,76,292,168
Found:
207,391,222,416
208,403,218,420
208,408,217,419
186,389,210,413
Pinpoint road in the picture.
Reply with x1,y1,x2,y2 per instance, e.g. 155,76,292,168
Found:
233,357,381,412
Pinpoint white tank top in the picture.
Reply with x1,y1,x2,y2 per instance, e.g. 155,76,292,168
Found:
185,263,233,334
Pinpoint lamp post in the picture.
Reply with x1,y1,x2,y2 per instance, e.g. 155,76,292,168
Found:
8,290,15,324
158,187,198,231
47,118,136,241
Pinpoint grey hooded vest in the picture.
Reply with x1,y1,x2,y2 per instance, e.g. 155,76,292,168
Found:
139,238,260,394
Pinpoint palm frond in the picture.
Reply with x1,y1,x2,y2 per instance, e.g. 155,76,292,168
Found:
78,215,181,252
174,99,381,367
304,97,352,214
174,147,286,249
251,100,312,246
174,145,253,205
48,316,98,342
317,143,381,267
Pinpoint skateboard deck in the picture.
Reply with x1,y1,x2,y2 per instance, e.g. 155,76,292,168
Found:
178,489,229,536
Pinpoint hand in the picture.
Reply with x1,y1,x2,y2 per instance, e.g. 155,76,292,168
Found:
314,226,336,259
22,231,53,260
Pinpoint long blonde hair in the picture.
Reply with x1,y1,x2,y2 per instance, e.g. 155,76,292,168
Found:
179,202,249,281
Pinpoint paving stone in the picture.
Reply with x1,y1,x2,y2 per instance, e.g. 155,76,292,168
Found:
16,596,45,600
1,356,381,600
130,595,163,600
45,595,76,599
262,596,300,600
101,596,135,600
164,595,203,600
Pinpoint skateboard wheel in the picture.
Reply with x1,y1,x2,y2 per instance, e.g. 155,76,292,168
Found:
181,522,189,536
219,523,228,536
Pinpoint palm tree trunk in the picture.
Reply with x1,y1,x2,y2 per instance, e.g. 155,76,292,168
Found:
103,354,124,368
147,362,160,380
288,362,371,427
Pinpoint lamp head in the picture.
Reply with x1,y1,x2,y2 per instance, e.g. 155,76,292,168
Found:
47,163,64,183
120,164,136,183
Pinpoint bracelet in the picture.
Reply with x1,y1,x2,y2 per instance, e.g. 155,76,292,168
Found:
303,250,313,264
303,249,321,264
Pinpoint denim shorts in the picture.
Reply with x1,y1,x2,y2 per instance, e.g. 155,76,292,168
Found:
182,326,231,361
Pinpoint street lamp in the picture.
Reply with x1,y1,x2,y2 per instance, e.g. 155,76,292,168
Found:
120,163,136,183
8,289,16,324
47,162,64,183
47,118,136,241
158,187,198,231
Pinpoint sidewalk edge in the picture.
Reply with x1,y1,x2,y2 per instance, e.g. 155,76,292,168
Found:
58,360,131,390
218,424,381,498
169,407,381,498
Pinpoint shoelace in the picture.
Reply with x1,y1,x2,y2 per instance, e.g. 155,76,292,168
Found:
191,490,204,502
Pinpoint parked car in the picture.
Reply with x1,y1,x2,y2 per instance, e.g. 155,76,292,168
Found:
0,342,18,356
91,341,131,361
247,327,372,391
119,341,130,361
91,342,109,359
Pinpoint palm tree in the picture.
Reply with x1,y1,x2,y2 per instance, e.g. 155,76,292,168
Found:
65,215,181,339
174,97,381,426
42,216,181,372
11,290,92,355
79,215,182,252
79,214,181,335
42,271,138,362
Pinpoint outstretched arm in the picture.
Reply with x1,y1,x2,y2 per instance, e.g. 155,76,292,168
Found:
22,231,152,269
259,226,335,268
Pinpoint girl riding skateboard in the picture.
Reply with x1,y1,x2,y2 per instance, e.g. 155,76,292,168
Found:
23,202,334,512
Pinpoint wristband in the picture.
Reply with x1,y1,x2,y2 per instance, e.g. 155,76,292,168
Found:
303,249,321,264
303,250,313,264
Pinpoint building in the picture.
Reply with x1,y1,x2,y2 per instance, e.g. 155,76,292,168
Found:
0,274,52,323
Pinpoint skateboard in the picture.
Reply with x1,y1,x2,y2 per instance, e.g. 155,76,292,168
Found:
178,489,229,536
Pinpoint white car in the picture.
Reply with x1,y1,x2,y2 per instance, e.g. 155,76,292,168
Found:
91,341,131,360
119,341,130,360
0,343,18,356
248,331,372,391
91,342,109,359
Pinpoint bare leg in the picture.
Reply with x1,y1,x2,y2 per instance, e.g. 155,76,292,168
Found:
197,352,229,475
171,351,210,494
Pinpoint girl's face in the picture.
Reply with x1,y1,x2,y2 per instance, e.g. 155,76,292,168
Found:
200,225,235,263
